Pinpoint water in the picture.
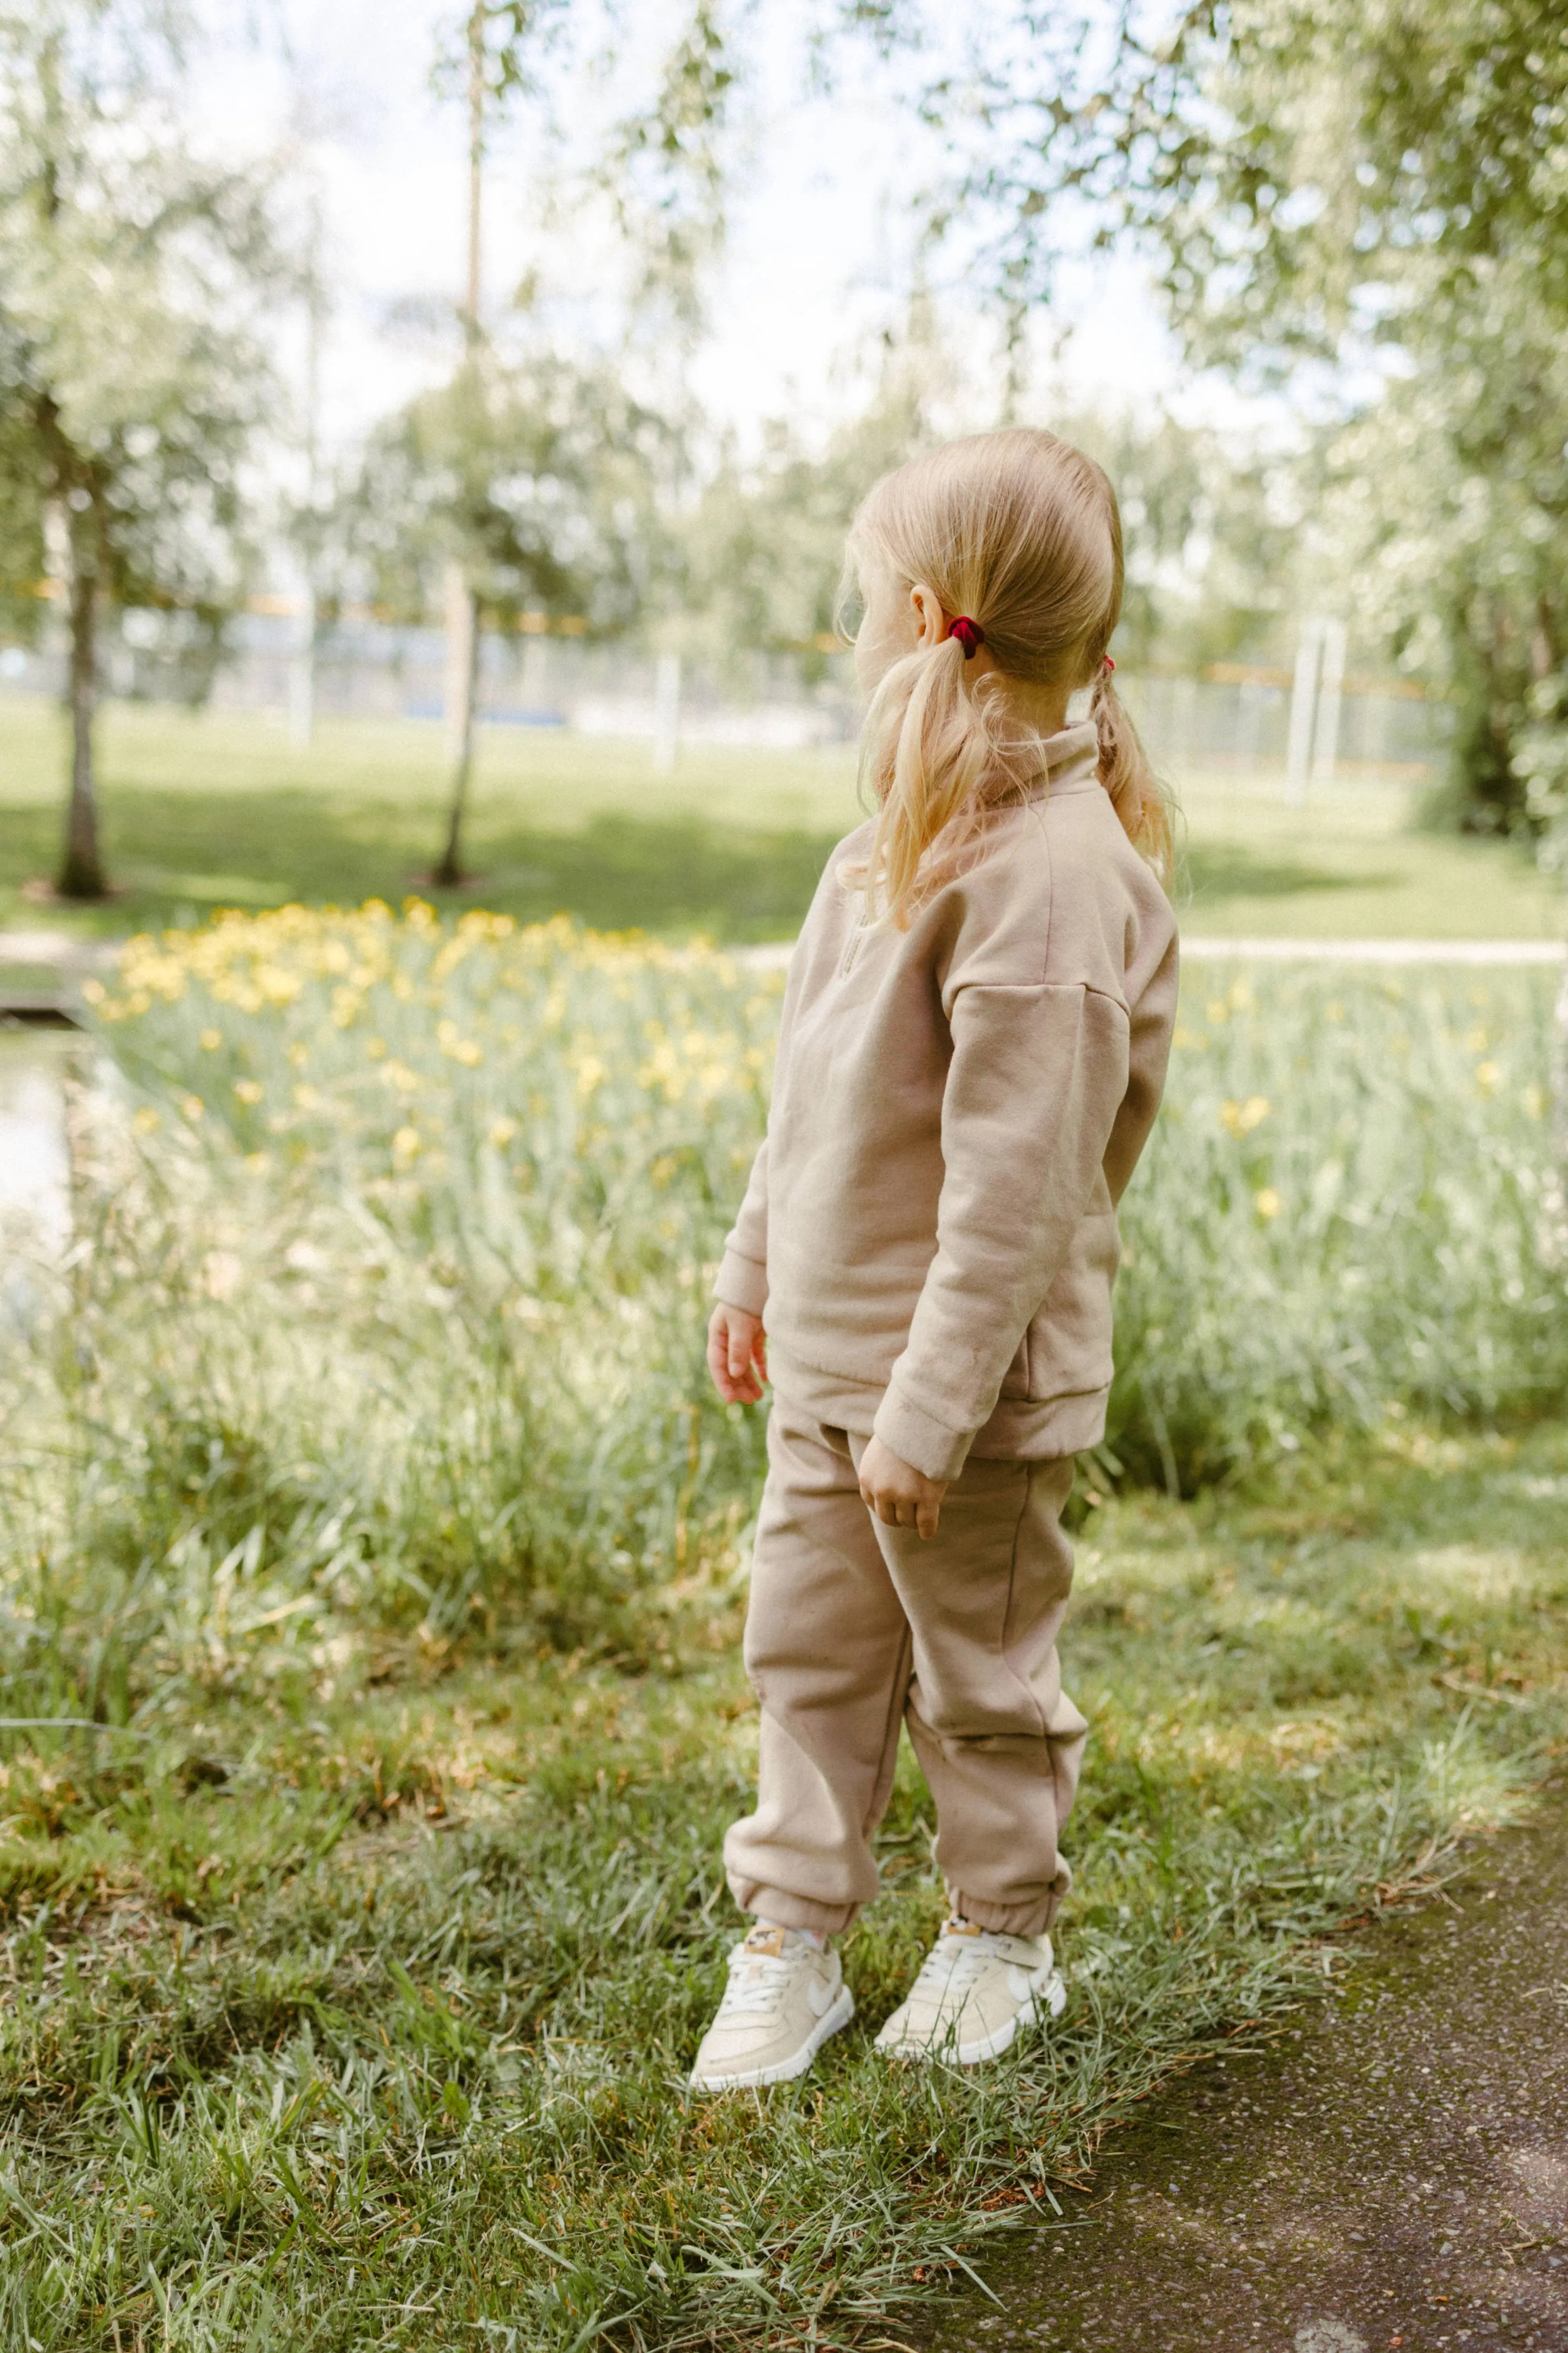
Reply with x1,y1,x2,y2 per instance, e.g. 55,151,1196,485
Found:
0,1024,78,1263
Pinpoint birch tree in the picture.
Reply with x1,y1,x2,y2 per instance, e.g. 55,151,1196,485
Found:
0,0,287,898
423,0,733,883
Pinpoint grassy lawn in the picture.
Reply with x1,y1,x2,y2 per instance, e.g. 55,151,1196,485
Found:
2,695,1560,946
0,1426,1562,2347
0,699,863,947
1177,768,1564,943
0,903,1561,2343
2,733,1563,2341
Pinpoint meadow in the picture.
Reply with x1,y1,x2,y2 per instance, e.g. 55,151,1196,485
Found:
2,692,1562,949
0,902,1563,2346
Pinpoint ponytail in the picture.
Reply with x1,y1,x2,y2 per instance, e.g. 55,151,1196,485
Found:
853,625,1046,929
1091,666,1174,885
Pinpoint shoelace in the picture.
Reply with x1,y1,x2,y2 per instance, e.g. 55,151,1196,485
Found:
716,1950,802,2019
911,1931,1014,2003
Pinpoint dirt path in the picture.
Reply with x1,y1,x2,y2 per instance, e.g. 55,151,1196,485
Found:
932,1807,1568,2352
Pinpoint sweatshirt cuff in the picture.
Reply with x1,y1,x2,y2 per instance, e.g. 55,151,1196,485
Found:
714,1247,768,1318
872,1377,974,1485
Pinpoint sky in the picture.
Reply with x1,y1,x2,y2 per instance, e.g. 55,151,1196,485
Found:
197,0,1187,474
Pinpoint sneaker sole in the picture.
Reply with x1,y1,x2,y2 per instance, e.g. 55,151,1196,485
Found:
876,1968,1067,2067
687,1982,856,2093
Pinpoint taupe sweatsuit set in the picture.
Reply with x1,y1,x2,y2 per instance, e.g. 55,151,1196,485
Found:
715,722,1179,1938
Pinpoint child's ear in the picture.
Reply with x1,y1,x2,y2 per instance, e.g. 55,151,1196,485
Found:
909,582,946,646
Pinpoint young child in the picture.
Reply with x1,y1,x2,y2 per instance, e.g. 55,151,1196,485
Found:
691,429,1178,2089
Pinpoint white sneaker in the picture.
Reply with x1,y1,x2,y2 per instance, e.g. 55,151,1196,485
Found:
689,1924,855,2091
874,1918,1066,2066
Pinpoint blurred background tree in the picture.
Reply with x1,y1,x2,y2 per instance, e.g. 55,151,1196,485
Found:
0,0,289,897
350,349,672,879
3,0,1557,913
926,0,1568,836
415,0,733,883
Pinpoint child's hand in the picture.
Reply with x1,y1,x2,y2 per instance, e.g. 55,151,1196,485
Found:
858,1436,947,1540
708,1303,767,1404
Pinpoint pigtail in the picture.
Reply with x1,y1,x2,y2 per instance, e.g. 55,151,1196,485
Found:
855,634,985,926
1091,665,1174,887
853,624,1046,929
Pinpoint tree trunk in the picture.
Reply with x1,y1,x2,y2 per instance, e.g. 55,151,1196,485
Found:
1451,591,1527,835
1547,942,1568,1274
434,561,479,887
1533,592,1561,684
56,500,105,899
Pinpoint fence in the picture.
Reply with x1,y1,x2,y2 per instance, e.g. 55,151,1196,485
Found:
0,614,1450,785
1117,666,1448,784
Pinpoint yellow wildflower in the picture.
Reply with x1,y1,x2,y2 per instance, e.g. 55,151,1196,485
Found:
1221,1096,1270,1138
234,1079,264,1105
199,1027,223,1052
1256,1188,1281,1220
438,1021,483,1067
1475,1060,1499,1095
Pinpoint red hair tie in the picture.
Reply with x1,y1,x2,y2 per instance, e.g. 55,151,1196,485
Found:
1101,655,1115,675
946,616,984,659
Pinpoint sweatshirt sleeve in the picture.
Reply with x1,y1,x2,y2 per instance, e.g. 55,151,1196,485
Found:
1102,929,1179,1205
714,1139,770,1317
711,866,834,1319
872,982,1131,1483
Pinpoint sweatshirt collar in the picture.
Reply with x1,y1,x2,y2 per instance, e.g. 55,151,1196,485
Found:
1024,721,1100,800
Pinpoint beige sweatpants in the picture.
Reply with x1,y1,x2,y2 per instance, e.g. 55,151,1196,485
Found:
724,1395,1088,1939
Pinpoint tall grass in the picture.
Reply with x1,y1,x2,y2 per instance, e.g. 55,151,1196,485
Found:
31,907,1561,1633
37,907,785,1657
1110,963,1565,1484
0,906,1564,2346
0,903,1554,1734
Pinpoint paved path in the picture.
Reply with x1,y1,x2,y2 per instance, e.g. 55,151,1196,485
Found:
932,1809,1568,2352
0,930,115,969
735,938,1562,972
1179,938,1562,964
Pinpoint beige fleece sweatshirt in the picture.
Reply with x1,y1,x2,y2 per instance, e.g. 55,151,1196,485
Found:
714,721,1179,1484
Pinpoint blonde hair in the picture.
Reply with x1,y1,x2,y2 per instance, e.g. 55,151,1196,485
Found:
845,428,1172,927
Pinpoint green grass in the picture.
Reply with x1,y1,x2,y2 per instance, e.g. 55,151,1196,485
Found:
0,699,862,946
69,910,1568,1502
2,695,1560,945
1176,768,1564,942
1,900,1564,2342
0,1417,1562,2348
